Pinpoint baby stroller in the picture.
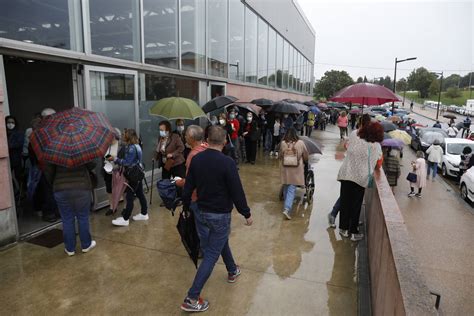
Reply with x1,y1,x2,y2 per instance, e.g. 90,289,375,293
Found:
279,162,315,203
157,179,181,216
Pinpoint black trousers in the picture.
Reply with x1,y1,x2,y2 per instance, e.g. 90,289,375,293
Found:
271,135,280,152
245,138,257,163
122,180,148,220
162,163,186,197
339,180,365,234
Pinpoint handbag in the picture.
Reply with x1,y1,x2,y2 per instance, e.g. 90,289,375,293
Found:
164,157,175,172
367,145,374,188
406,172,417,183
283,142,299,167
124,145,145,183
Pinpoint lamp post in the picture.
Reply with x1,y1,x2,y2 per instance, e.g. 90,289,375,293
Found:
392,57,417,113
431,71,444,120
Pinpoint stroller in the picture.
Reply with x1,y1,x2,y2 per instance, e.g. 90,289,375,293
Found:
157,179,181,216
279,162,315,203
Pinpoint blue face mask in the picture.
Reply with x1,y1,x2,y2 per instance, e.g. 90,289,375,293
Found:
160,130,168,138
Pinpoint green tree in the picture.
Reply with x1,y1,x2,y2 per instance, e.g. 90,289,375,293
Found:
460,72,474,88
396,78,408,92
445,86,462,98
429,79,440,97
363,76,368,83
443,74,461,91
407,67,436,98
314,70,354,98
357,77,363,83
382,76,392,89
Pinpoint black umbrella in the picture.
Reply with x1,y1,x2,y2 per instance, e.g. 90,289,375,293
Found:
304,101,317,107
381,121,397,132
269,101,300,114
176,210,200,268
202,95,238,113
251,98,273,107
300,136,323,155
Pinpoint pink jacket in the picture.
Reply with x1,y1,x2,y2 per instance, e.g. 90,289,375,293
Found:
337,116,348,128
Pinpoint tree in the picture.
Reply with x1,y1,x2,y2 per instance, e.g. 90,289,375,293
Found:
381,76,392,89
460,72,474,88
357,77,363,83
396,78,408,92
314,70,354,98
363,76,368,83
443,74,461,91
429,79,440,97
445,86,462,98
407,67,436,98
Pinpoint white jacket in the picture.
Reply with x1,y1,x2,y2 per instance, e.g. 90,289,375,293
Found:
446,126,458,137
426,144,443,163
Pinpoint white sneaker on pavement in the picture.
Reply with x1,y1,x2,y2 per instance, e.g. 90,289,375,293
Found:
82,240,96,253
282,209,292,220
133,213,149,221
64,249,75,257
112,217,129,226
339,229,349,238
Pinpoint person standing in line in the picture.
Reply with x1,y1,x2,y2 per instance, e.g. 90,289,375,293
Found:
350,112,357,130
243,113,260,164
180,126,253,313
156,121,186,188
110,129,148,227
446,124,459,138
382,147,401,189
44,160,97,256
305,111,315,137
227,110,240,164
408,151,427,197
270,117,282,157
175,119,190,160
433,121,442,128
236,110,247,163
337,111,349,140
279,128,309,220
5,116,24,202
462,117,472,138
425,140,443,181
101,128,121,216
281,113,294,136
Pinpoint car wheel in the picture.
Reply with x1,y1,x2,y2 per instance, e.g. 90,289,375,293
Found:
460,183,468,201
442,164,447,177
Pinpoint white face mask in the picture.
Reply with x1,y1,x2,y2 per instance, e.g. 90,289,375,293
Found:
247,116,253,122
177,126,185,132
219,119,226,125
160,130,168,138
6,123,15,130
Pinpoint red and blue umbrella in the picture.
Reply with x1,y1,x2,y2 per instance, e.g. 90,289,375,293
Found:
30,107,116,168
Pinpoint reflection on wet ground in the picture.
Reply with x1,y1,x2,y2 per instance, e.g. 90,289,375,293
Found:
0,126,359,315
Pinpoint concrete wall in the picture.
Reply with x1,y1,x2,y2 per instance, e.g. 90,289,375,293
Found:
365,169,437,315
227,83,311,103
245,0,315,62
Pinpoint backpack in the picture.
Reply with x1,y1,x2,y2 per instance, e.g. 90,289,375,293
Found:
157,179,179,215
282,142,299,167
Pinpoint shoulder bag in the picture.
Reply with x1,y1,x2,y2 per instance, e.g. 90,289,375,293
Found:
124,145,145,183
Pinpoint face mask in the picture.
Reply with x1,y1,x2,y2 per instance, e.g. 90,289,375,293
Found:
177,126,184,132
219,119,226,125
160,130,168,138
284,114,289,118
229,114,235,120
247,117,253,122
211,120,217,126
6,123,15,130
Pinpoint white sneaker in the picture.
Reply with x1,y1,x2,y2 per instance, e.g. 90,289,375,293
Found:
64,249,75,257
133,213,149,221
282,209,292,220
339,229,349,238
275,152,279,158
82,240,96,253
270,151,274,156
112,217,129,226
407,192,416,198
351,233,364,241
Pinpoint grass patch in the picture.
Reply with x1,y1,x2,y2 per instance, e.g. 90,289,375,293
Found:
405,90,473,106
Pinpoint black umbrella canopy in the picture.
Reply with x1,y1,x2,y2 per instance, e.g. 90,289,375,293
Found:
202,95,238,113
251,98,273,107
270,101,300,114
299,136,323,155
381,121,397,132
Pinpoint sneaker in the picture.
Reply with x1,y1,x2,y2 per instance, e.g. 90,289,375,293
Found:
415,193,422,198
275,152,279,158
339,229,349,238
64,249,75,257
407,192,416,198
180,297,209,313
227,265,241,283
132,213,149,221
282,209,292,220
351,233,364,241
327,213,336,228
270,151,274,156
82,240,96,253
112,217,129,226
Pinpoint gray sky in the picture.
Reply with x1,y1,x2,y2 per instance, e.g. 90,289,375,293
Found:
297,0,473,81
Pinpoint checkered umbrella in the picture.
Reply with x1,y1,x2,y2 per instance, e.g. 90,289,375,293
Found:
30,107,115,168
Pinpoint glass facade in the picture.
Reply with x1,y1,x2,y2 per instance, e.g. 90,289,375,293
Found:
267,28,277,88
244,8,257,83
257,18,268,86
143,0,178,68
228,0,244,81
208,0,228,77
282,40,289,90
276,34,283,88
289,46,293,91
181,0,206,73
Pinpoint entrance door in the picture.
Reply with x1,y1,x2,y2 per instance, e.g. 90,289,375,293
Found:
209,82,226,100
83,66,139,208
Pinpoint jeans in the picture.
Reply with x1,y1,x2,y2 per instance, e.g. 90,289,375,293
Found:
122,181,148,220
188,205,237,300
339,181,365,234
427,161,438,178
330,197,341,218
283,184,297,212
231,138,239,164
54,190,92,252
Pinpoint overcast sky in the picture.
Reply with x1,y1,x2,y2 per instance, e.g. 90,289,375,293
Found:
297,0,473,81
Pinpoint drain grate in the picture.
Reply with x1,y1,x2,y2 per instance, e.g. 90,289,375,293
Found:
26,228,63,248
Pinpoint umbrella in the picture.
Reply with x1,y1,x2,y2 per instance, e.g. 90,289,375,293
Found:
316,102,328,109
111,168,128,213
304,101,317,107
421,132,445,145
202,95,238,113
382,138,404,149
411,123,426,128
176,210,200,268
330,83,400,106
299,136,323,155
384,132,392,140
290,102,309,112
227,102,262,115
30,107,115,168
388,115,401,122
349,108,361,114
381,121,397,132
443,114,456,119
375,114,385,122
455,122,464,130
251,98,273,107
269,101,300,114
309,106,321,114
388,130,412,145
149,97,205,120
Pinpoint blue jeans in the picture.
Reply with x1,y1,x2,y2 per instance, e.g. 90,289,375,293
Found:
54,190,92,252
330,197,341,218
427,161,438,178
188,204,237,300
283,184,297,213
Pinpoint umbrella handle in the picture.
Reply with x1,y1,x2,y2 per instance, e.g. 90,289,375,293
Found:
149,159,154,205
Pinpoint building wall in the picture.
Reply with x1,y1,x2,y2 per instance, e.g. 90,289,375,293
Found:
227,83,311,103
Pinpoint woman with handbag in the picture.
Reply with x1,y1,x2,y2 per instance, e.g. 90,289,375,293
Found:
109,129,148,227
337,122,383,241
279,128,309,220
408,151,427,198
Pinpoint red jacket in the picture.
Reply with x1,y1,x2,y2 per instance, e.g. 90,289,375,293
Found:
228,119,240,140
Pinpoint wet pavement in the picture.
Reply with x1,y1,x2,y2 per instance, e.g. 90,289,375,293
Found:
0,128,359,315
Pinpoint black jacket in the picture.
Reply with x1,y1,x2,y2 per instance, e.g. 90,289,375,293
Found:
44,161,97,192
244,120,261,142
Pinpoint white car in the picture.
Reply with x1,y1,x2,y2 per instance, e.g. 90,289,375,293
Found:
440,138,474,178
460,167,474,202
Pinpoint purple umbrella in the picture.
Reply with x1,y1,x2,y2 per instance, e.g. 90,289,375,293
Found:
381,138,404,149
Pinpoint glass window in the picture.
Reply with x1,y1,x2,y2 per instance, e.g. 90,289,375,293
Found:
296,52,301,92
282,40,289,90
292,48,297,91
143,0,178,68
267,28,276,87
257,18,268,85
276,34,283,88
208,0,228,77
0,0,82,51
228,0,244,81
288,46,293,90
244,8,257,83
181,0,206,73
89,0,140,61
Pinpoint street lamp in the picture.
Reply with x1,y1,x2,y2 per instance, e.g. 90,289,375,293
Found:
431,71,444,120
392,57,417,113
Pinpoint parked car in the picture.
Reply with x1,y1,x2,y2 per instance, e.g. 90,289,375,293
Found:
410,127,448,152
370,107,388,117
440,138,474,178
460,167,474,202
